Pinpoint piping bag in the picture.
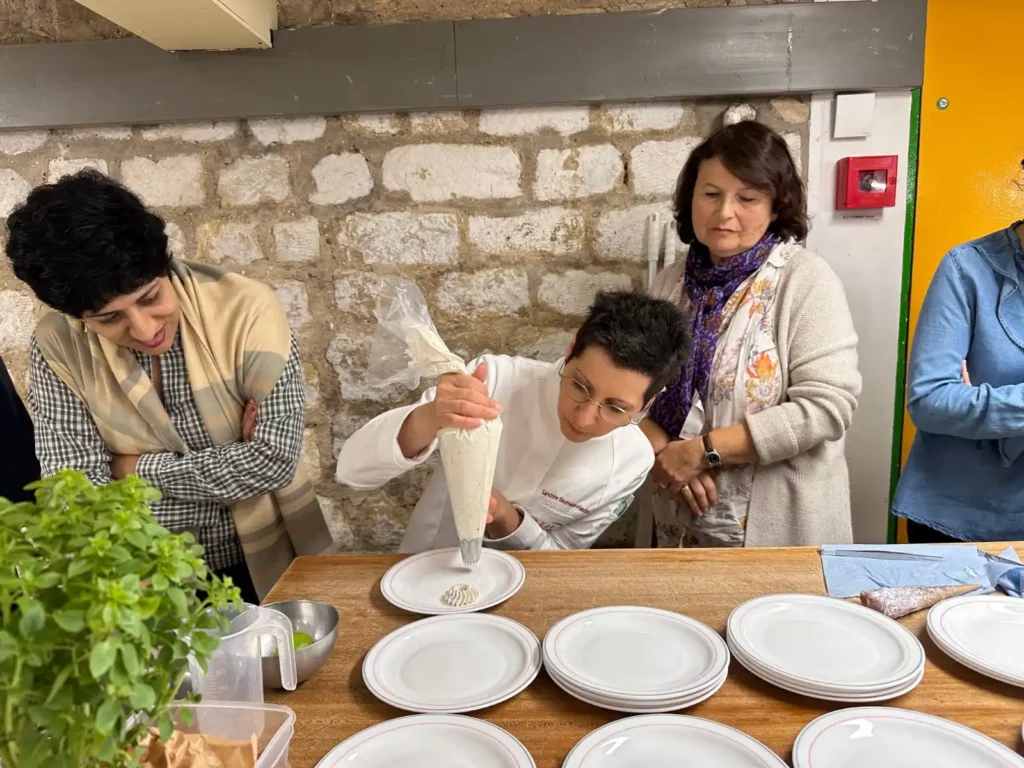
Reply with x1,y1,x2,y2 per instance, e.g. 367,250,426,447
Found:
367,278,503,566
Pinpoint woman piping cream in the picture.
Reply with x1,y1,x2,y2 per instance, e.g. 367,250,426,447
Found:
637,121,862,548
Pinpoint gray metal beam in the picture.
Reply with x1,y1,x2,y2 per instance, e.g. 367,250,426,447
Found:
0,0,924,130
455,0,926,107
0,23,458,129
787,0,926,92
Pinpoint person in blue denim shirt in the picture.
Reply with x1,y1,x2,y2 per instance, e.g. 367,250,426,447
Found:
893,222,1024,542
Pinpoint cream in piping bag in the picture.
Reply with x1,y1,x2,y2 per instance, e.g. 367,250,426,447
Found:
439,417,503,567
399,318,503,567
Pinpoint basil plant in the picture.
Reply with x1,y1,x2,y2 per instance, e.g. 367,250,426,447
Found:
0,470,240,767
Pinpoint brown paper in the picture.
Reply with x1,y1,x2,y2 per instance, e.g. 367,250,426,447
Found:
141,728,258,768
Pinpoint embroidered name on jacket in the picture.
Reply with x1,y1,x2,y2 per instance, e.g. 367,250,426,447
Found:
540,489,592,517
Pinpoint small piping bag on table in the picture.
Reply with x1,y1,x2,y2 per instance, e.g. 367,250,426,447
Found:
859,584,980,619
367,277,503,567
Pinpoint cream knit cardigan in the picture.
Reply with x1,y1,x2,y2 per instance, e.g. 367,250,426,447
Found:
638,243,862,547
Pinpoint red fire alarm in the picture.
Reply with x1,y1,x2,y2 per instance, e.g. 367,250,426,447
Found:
836,155,898,210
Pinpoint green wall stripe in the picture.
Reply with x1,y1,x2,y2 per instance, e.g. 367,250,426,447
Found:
887,87,922,544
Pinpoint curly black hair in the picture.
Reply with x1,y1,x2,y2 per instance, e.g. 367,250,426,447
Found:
673,121,809,244
568,290,692,403
4,169,171,318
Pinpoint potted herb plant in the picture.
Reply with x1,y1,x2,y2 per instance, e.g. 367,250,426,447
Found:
0,469,240,767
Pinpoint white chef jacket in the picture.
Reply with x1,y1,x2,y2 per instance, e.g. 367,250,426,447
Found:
335,354,655,552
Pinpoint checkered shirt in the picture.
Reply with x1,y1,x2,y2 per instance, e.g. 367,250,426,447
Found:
28,332,306,571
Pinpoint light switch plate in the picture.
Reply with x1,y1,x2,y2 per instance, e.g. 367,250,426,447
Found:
833,92,876,138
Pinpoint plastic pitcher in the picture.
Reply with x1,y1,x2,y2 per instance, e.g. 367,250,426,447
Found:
189,603,297,703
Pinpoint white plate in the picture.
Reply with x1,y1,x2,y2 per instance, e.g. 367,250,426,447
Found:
544,607,729,698
730,645,923,701
726,626,924,699
363,614,541,713
728,594,923,689
546,660,728,707
552,667,729,708
729,641,924,703
548,664,727,714
381,548,526,615
725,625,923,691
928,631,1024,690
927,595,1024,687
563,715,788,768
793,707,1024,768
315,714,536,768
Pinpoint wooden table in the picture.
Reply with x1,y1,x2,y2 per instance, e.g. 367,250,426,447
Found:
264,545,1024,766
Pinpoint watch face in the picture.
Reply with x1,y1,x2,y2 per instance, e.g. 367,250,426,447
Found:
706,451,723,469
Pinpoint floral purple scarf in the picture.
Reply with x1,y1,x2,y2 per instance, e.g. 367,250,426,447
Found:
650,232,780,438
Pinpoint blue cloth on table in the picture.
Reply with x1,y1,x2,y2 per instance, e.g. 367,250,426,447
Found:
820,544,1023,598
998,564,1024,596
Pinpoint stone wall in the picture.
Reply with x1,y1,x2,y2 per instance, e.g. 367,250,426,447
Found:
0,97,810,549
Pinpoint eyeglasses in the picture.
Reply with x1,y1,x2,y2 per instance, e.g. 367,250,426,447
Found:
557,362,649,427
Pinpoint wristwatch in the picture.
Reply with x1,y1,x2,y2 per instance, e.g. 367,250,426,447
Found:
702,432,723,469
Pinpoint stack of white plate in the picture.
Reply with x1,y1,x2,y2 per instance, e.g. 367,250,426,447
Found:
563,715,788,768
927,594,1024,687
727,594,925,702
543,606,730,713
315,715,536,768
793,707,1024,767
363,613,542,713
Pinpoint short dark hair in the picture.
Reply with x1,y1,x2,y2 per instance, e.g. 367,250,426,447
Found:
5,169,171,318
673,121,808,244
568,291,691,403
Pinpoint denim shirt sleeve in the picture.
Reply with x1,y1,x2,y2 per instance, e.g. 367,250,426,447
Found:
906,250,1024,440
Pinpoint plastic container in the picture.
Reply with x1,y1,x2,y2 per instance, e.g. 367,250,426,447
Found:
190,603,297,703
168,702,295,768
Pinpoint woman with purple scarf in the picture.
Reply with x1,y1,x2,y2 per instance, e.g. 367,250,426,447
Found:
636,121,862,548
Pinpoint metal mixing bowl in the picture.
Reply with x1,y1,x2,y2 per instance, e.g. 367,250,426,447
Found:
260,600,339,689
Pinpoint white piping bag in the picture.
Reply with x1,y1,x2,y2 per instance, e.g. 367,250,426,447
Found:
645,212,662,289
367,278,502,567
438,419,502,566
663,220,677,267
